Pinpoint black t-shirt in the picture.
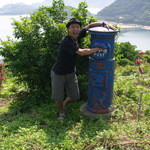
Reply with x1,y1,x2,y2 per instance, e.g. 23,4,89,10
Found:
52,29,87,75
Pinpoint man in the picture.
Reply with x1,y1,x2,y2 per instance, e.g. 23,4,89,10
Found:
51,18,116,120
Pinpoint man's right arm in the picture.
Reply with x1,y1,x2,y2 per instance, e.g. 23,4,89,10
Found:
76,47,100,56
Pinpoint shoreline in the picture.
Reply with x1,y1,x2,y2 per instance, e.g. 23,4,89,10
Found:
106,21,150,30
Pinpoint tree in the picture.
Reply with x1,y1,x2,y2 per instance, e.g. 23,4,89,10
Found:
0,0,67,102
0,0,97,102
115,42,138,66
1,0,141,104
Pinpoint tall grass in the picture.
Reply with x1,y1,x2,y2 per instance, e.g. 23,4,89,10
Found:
0,63,150,150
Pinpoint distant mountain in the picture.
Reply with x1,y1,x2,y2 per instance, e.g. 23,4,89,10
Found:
96,0,150,26
0,0,53,15
0,0,115,15
0,3,37,15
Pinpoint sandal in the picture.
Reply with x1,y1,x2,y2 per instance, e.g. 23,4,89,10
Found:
57,113,65,120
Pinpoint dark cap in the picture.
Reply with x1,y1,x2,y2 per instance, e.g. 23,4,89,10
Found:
66,18,82,28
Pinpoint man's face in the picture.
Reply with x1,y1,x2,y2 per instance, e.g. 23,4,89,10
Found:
67,23,81,39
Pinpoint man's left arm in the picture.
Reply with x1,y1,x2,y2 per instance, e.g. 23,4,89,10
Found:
84,22,117,31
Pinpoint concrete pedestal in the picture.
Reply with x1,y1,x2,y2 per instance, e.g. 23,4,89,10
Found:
80,103,113,119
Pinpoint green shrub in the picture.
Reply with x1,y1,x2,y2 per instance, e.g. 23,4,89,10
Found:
115,42,139,66
0,0,97,103
143,54,150,63
1,0,148,105
118,58,134,66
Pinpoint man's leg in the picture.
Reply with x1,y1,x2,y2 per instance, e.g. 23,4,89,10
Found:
56,101,65,120
63,97,74,108
56,101,65,114
51,70,65,119
64,72,80,109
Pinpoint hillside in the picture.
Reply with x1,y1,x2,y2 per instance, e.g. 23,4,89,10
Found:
0,0,52,15
96,0,150,26
0,3,36,15
0,63,150,149
0,2,72,16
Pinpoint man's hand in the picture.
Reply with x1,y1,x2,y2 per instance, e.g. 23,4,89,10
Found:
76,47,101,56
85,22,117,31
101,22,117,31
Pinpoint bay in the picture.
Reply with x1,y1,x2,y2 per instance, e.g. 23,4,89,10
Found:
117,30,150,51
0,15,150,61
0,15,29,41
0,15,28,61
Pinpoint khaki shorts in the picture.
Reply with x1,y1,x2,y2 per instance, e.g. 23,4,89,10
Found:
51,70,80,101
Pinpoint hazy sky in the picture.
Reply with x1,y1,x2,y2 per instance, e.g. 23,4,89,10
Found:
0,0,108,14
0,0,43,7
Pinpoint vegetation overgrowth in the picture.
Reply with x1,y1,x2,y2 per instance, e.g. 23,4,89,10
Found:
0,0,150,149
96,0,150,26
0,62,150,149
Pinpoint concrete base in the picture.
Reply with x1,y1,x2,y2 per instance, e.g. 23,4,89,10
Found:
80,103,112,119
